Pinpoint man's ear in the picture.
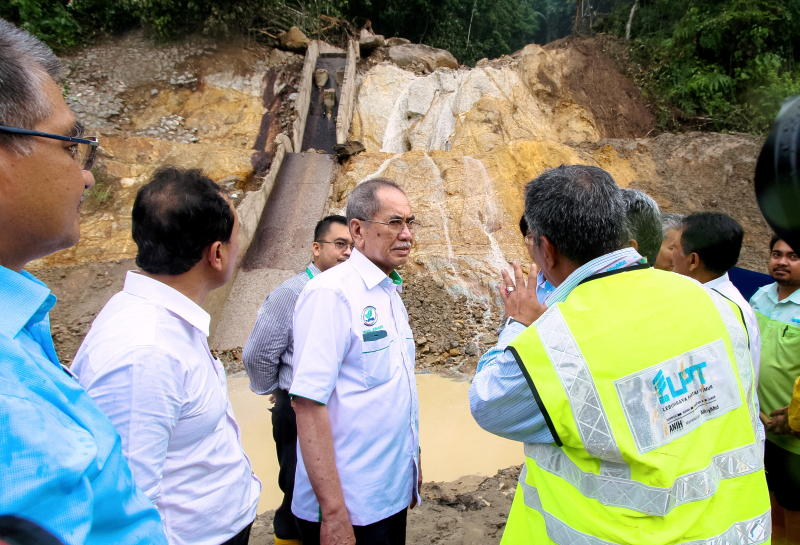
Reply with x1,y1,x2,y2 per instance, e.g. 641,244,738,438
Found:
311,241,322,259
688,252,702,273
629,238,639,251
206,241,224,272
539,234,558,271
349,218,364,246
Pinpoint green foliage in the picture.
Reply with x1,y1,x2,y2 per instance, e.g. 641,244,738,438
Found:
0,0,82,51
602,0,800,133
340,0,543,64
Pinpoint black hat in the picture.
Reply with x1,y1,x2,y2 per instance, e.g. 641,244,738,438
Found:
755,95,800,251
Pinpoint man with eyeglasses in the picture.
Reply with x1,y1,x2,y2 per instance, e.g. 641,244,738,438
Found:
290,178,420,545
0,19,166,545
243,214,352,545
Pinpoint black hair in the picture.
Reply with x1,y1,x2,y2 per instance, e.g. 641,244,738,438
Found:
770,234,782,251
680,212,743,274
132,167,234,275
314,214,347,241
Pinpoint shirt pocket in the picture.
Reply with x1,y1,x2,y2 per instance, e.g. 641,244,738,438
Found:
360,334,394,388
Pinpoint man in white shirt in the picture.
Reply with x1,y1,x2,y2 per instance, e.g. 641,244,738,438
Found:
290,178,420,545
672,211,761,375
72,167,261,545
243,215,352,545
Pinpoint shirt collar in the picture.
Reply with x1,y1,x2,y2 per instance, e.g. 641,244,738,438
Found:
704,272,730,290
306,262,321,278
0,265,56,338
348,248,402,291
765,282,800,305
544,247,646,306
123,271,211,336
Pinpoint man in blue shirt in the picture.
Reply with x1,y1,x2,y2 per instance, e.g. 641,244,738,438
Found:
0,19,166,545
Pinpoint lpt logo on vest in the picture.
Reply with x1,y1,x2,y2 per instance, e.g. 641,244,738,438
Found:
652,362,708,404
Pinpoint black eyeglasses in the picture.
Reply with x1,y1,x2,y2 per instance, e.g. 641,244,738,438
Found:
316,240,355,251
0,125,99,171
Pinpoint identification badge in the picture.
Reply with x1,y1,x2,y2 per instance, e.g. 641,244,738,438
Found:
615,339,741,453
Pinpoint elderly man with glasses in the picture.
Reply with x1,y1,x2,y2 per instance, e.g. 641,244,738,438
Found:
243,214,352,545
289,178,420,545
0,18,166,545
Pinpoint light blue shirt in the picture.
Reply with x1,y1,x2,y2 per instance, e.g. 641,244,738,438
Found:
0,265,166,545
470,248,646,443
750,282,800,325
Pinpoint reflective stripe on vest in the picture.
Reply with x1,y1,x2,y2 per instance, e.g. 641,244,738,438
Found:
707,288,762,439
532,300,762,517
537,307,628,478
524,441,763,516
517,464,771,545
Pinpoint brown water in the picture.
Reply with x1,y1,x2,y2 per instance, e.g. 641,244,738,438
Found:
228,373,523,514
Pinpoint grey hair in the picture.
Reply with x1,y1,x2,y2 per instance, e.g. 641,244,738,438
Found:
525,165,626,265
661,212,684,237
0,18,64,153
621,188,662,264
346,178,404,222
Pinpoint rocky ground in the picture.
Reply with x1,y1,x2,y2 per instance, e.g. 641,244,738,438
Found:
249,467,520,545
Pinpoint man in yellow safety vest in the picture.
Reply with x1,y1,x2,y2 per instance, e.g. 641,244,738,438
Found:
470,165,770,545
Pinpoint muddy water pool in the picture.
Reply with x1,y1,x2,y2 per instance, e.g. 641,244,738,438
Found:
228,372,523,514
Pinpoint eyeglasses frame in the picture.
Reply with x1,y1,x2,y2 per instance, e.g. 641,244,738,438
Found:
315,240,355,251
0,124,99,171
358,217,418,233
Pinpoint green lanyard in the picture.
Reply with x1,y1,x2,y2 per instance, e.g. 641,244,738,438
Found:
305,267,315,280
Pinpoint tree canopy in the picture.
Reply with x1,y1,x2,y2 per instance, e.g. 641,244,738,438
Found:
3,0,798,133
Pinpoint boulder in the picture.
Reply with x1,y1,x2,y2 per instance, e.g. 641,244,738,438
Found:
388,44,459,73
278,26,309,52
386,37,411,47
359,28,385,53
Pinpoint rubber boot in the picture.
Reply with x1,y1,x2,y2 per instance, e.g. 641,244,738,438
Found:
274,538,302,545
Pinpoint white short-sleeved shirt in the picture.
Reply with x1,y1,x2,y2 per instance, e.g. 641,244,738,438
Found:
290,248,420,526
706,272,761,378
72,272,261,545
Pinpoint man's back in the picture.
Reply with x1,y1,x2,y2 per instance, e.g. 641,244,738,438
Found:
504,267,768,544
73,272,260,545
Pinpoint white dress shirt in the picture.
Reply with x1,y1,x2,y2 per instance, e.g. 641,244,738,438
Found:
72,272,261,545
290,248,420,526
705,272,761,380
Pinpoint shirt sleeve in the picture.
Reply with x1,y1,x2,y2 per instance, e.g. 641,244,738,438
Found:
80,347,184,506
243,286,296,394
289,285,352,404
469,323,555,443
0,392,97,545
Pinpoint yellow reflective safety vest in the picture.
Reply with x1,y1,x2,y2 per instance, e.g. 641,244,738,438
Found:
503,267,770,545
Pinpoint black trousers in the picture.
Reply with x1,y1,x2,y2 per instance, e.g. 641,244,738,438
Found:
272,388,302,539
297,508,407,545
220,521,253,545
765,439,800,510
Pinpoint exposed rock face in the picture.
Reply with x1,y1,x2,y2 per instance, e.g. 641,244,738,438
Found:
388,43,459,73
352,39,654,156
334,135,767,371
30,38,298,270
